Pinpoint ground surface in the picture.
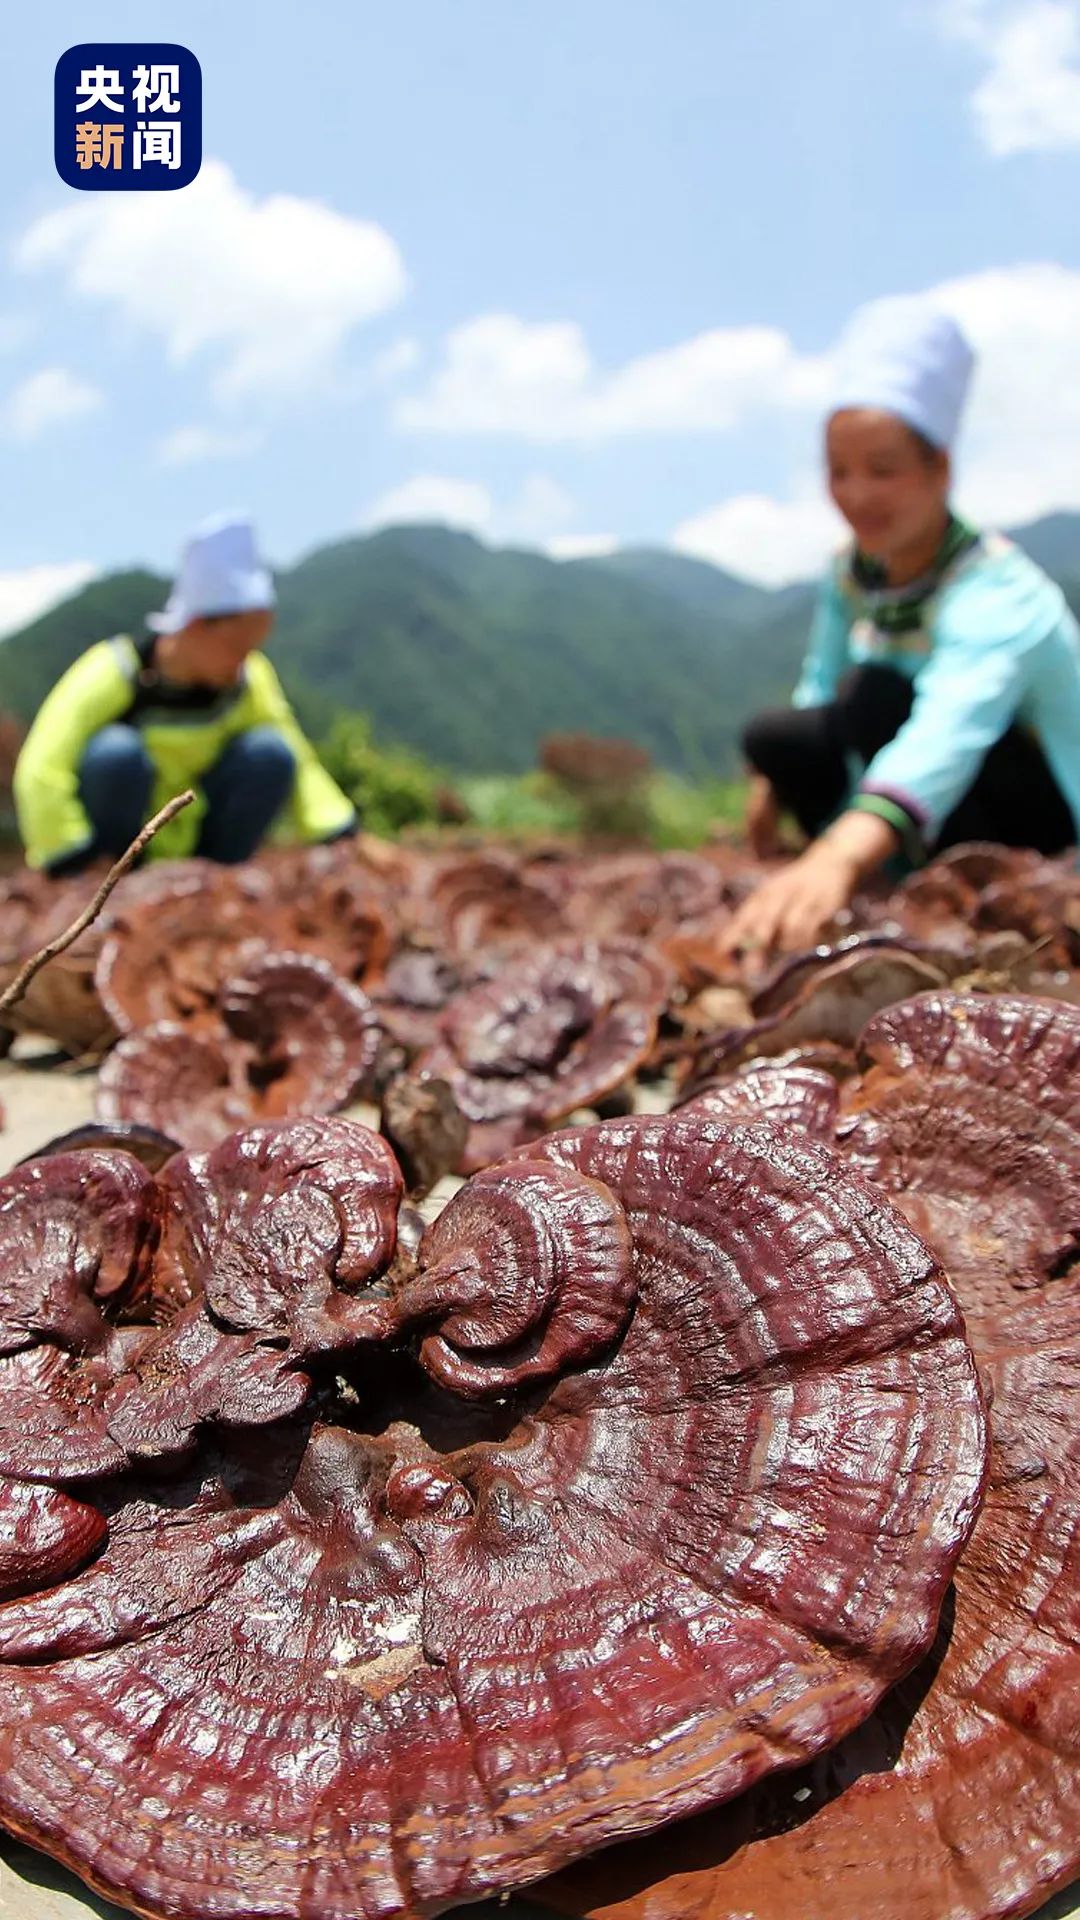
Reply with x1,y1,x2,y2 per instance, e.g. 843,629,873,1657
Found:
0,1052,1075,1920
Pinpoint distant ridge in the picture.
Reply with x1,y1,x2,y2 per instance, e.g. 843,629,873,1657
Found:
0,513,1075,777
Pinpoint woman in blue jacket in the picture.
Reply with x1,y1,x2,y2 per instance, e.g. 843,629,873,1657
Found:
726,297,1080,955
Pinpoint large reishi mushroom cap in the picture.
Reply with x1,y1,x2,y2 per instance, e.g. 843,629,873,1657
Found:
0,1114,986,1920
0,866,119,1054
220,948,383,1110
562,850,732,942
678,1060,841,1137
373,948,465,1054
97,1024,249,1153
837,991,1080,1326
544,1272,1080,1920
425,851,565,954
257,844,395,984
414,938,673,1171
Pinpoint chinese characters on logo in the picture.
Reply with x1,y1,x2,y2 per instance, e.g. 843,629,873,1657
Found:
55,45,201,190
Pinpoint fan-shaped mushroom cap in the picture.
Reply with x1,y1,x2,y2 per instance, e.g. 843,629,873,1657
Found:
97,955,383,1150
544,1273,1080,1920
98,1025,248,1151
415,939,673,1170
679,1061,840,1137
681,943,951,1094
838,992,1080,1327
96,869,272,1034
0,1113,985,1920
562,851,733,943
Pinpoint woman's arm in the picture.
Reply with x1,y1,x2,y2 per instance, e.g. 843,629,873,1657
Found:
244,655,357,843
723,552,1047,956
13,642,135,871
852,578,1036,851
790,564,853,710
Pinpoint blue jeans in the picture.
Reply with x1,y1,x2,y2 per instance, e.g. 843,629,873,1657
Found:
78,724,296,865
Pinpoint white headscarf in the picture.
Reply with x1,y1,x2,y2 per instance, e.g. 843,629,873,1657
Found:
148,513,275,635
829,297,975,450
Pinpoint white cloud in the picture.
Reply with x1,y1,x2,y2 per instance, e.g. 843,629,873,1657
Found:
363,474,495,536
384,259,1080,579
397,311,827,441
386,259,1080,582
941,0,1080,154
671,259,1080,582
672,494,844,588
156,424,261,467
361,470,593,550
547,533,621,561
14,159,407,405
933,261,1080,523
502,474,575,541
4,366,104,440
0,561,97,639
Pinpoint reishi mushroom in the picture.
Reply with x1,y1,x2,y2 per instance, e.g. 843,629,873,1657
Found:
0,1110,985,1920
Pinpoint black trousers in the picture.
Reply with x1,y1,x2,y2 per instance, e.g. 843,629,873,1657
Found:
742,664,1074,856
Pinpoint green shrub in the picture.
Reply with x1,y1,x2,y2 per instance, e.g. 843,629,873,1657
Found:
458,772,583,837
317,712,747,848
646,773,746,849
319,714,443,836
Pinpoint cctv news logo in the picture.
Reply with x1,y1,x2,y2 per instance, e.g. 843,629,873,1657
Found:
55,44,202,190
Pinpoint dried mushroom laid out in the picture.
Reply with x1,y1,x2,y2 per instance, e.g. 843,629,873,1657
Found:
411,937,674,1170
0,1111,985,1920
837,991,1080,1327
678,1058,841,1137
96,951,383,1150
680,938,951,1092
547,988,1080,1920
545,1265,1080,1920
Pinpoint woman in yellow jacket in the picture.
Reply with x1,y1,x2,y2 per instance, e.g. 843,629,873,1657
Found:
14,513,356,873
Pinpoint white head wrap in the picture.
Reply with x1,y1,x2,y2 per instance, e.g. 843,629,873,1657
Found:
829,297,975,450
148,513,275,634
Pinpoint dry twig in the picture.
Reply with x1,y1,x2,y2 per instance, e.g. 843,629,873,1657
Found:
0,790,195,1023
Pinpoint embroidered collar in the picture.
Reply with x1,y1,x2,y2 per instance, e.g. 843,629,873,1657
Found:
845,514,979,634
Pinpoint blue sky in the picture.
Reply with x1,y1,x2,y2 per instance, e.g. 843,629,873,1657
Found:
3,0,1080,627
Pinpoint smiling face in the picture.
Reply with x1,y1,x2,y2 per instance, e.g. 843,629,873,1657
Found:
826,409,951,568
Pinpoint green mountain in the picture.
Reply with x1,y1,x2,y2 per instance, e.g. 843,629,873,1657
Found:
0,526,803,778
0,570,168,723
273,525,808,776
588,545,770,626
1,513,1077,779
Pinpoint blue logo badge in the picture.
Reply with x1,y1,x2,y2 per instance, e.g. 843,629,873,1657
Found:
55,44,202,190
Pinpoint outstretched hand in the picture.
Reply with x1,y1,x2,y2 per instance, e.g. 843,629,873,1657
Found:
721,843,858,958
721,809,899,959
